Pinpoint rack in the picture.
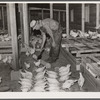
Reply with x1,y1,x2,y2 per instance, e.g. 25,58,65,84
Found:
62,37,100,57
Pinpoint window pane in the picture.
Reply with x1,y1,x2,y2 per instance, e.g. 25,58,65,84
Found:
4,6,7,30
30,10,42,21
53,11,59,21
43,10,50,19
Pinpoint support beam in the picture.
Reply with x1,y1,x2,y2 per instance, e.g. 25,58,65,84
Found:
22,4,29,47
7,4,19,70
7,4,11,36
96,4,100,28
50,3,53,19
85,4,89,23
2,7,5,30
18,4,24,47
42,9,43,19
28,8,32,40
58,11,60,23
82,4,85,33
66,3,69,38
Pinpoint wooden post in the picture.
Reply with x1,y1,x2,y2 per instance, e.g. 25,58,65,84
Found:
22,3,29,47
28,8,31,40
7,4,19,70
82,4,85,33
58,11,60,23
7,4,11,36
42,9,43,19
50,3,53,19
18,4,24,47
96,4,100,28
66,3,69,38
2,6,5,30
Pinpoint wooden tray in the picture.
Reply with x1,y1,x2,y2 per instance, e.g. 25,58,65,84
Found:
62,38,100,57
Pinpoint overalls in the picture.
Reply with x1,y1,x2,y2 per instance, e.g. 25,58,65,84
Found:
39,18,62,63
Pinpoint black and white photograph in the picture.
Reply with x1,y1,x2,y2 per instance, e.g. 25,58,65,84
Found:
0,1,100,98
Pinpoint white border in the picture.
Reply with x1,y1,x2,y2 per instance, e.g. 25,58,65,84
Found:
0,1,100,99
0,92,100,98
0,1,100,3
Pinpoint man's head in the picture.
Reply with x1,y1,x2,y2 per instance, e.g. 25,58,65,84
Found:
30,20,40,30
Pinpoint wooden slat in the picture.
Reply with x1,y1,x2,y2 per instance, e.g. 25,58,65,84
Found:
50,3,53,19
7,4,11,36
22,4,29,47
7,4,19,70
62,39,81,50
0,49,12,53
0,54,12,57
96,4,100,28
58,11,60,23
72,48,100,54
83,38,93,42
82,57,100,85
63,38,85,47
2,6,5,30
82,38,99,46
81,40,98,49
83,67,99,91
73,38,97,49
18,4,24,47
90,55,100,63
69,44,83,50
41,9,43,19
78,53,100,57
82,55,100,74
93,39,100,46
62,37,100,58
82,4,85,33
66,3,69,38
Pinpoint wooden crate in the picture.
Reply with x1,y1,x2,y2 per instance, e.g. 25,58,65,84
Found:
0,41,11,47
62,38,100,57
81,55,100,91
0,40,13,63
83,67,100,91
0,41,12,54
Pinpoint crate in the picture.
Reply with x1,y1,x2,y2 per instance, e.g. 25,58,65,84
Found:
82,55,100,75
0,40,13,63
0,41,12,54
62,38,100,57
81,55,100,91
0,41,11,47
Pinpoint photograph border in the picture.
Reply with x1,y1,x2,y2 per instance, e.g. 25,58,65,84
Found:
0,0,100,99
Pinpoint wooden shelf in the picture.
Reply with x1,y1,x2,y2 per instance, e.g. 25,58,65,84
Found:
0,41,11,48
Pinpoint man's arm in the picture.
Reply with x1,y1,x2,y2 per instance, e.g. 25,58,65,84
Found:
40,30,46,49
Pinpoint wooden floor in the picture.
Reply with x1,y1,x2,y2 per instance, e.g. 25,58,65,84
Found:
0,47,98,92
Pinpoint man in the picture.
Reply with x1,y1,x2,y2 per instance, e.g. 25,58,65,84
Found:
30,18,62,63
